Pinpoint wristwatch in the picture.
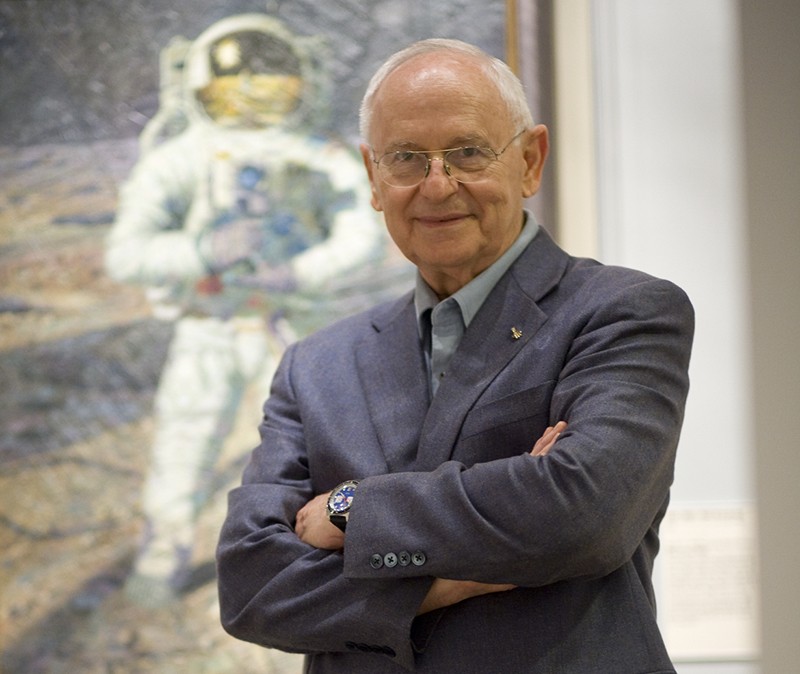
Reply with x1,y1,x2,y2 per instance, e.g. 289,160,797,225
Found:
326,480,359,531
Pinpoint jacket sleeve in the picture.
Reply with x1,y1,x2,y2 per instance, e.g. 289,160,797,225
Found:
342,276,694,588
216,343,432,671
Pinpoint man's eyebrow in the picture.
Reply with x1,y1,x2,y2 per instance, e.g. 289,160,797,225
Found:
382,141,423,152
382,135,490,153
450,134,491,146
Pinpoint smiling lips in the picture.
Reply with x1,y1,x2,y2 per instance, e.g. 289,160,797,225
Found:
417,212,470,226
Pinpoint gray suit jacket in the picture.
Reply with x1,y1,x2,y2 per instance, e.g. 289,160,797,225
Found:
217,227,694,673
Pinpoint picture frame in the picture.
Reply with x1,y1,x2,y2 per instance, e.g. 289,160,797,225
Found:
0,2,538,672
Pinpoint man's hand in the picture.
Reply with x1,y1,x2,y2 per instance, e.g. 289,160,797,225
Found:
530,420,567,456
296,492,345,550
417,578,516,615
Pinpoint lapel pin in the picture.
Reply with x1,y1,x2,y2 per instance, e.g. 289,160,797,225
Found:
511,326,523,340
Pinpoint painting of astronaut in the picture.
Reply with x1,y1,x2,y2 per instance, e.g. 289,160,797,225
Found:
0,1,515,671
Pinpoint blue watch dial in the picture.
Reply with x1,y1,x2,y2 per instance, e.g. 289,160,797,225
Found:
331,483,357,513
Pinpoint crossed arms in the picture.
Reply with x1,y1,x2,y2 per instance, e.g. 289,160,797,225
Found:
295,422,567,614
217,274,694,666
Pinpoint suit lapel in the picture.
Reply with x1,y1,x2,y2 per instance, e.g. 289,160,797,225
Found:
354,228,571,474
356,295,431,472
415,230,570,471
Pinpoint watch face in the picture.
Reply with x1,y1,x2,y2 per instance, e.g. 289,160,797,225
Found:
330,483,357,514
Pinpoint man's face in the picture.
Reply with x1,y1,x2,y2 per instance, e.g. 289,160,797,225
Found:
360,52,548,297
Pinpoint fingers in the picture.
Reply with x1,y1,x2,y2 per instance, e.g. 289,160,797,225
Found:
295,493,345,550
418,578,517,615
530,420,567,456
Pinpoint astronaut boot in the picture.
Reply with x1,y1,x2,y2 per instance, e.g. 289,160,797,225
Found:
124,529,192,608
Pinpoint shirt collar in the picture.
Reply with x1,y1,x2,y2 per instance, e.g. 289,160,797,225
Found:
415,210,539,333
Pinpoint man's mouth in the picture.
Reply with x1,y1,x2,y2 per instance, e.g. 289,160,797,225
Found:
416,213,469,226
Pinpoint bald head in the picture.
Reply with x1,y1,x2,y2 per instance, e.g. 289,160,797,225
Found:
359,39,534,143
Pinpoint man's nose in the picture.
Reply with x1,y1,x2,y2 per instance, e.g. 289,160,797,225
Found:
420,157,458,197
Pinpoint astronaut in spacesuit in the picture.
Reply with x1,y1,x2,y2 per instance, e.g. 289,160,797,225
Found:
106,14,383,606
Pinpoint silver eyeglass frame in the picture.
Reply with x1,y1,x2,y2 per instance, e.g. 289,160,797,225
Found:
371,129,527,188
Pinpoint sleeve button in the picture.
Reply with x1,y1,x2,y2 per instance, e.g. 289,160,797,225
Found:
398,550,411,566
384,552,398,568
411,551,427,566
369,553,384,569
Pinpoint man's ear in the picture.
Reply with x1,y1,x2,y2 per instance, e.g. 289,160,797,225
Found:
520,125,549,199
360,144,383,212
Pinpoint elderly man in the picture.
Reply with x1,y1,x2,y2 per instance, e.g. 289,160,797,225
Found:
217,38,693,673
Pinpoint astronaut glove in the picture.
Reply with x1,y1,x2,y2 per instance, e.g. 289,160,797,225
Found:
200,218,265,274
225,262,297,294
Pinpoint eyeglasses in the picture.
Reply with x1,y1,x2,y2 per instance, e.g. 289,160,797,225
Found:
371,129,526,188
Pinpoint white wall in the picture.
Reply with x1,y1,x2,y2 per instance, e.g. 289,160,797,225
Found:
592,0,753,502
589,1,757,672
552,0,800,670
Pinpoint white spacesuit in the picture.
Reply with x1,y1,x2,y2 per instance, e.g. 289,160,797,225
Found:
106,14,383,605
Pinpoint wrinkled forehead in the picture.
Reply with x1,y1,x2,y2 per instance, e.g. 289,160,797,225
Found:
370,54,513,147
382,51,495,101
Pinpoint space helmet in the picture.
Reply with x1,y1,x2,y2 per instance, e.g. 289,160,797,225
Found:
184,14,320,129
